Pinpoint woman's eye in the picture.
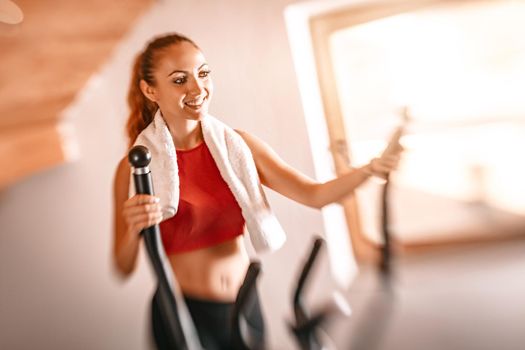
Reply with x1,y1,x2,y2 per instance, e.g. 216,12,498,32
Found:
199,70,211,78
173,77,186,84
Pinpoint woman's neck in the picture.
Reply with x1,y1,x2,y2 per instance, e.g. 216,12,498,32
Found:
164,116,203,150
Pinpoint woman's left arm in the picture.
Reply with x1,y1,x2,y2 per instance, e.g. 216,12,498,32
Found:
236,130,401,209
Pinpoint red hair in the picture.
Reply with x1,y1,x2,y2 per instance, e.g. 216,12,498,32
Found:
126,33,199,148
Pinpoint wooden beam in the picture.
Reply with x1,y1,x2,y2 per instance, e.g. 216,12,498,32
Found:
0,0,152,187
0,121,77,189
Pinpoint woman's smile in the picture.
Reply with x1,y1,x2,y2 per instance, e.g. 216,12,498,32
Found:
184,95,208,111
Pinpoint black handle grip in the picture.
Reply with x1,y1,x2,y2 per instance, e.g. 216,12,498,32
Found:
129,145,151,168
128,145,201,350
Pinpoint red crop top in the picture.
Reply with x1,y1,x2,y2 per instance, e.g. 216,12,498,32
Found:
159,141,245,254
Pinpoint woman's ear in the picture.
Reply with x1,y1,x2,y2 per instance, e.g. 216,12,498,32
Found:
139,79,157,103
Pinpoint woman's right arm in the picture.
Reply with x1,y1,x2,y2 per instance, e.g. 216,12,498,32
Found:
113,157,162,277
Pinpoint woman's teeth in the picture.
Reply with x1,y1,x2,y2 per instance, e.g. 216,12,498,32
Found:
185,97,205,108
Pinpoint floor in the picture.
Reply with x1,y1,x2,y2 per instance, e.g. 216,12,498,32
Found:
325,238,525,350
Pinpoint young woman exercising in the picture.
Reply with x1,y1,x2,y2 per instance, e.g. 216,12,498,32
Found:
112,33,402,349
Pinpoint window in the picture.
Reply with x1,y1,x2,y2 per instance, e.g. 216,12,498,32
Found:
287,0,525,269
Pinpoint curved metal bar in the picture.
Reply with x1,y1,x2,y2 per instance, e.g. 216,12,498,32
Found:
293,237,324,325
380,173,392,278
290,237,327,350
231,261,265,350
129,146,202,350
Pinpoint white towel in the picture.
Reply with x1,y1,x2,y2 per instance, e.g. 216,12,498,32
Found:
129,110,286,253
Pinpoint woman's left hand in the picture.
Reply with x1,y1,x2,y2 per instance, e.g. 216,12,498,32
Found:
364,127,404,178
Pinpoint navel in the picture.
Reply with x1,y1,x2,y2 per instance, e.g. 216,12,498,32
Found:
220,274,231,291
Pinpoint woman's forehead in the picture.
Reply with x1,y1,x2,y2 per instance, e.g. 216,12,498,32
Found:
156,43,207,74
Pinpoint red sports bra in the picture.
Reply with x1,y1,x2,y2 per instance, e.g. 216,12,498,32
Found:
159,141,245,254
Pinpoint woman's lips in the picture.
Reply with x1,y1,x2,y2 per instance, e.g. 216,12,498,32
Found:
184,96,206,110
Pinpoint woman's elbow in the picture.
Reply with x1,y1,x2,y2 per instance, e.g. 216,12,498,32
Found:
305,182,347,209
116,263,134,278
114,263,135,280
308,199,330,210
112,251,136,278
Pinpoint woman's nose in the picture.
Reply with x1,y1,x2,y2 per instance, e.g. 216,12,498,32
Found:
188,76,205,95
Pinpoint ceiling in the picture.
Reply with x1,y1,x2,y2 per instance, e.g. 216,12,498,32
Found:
0,0,153,188
0,0,153,131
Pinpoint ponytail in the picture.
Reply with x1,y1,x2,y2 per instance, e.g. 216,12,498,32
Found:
125,33,199,148
126,52,158,149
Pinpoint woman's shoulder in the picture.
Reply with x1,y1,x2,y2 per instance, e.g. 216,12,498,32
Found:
233,129,259,148
114,155,131,191
233,129,277,160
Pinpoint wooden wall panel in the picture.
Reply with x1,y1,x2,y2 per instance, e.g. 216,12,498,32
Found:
0,121,74,188
0,0,153,188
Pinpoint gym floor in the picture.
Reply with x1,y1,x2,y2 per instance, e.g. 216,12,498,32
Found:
327,238,525,350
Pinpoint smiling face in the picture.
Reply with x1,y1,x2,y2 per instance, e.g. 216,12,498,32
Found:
141,41,213,121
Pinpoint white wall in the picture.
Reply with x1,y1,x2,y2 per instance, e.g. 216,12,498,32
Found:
0,1,340,349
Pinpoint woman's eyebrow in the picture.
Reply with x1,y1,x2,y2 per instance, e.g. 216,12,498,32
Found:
167,63,208,77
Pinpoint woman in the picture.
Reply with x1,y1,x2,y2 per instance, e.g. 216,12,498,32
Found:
113,33,402,349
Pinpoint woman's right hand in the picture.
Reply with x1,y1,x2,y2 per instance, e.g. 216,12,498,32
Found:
122,194,163,238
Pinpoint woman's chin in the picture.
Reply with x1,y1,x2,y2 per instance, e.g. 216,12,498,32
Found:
185,110,206,120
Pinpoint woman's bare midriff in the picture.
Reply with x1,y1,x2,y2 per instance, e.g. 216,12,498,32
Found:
167,235,250,302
